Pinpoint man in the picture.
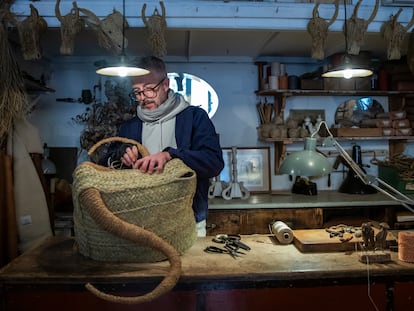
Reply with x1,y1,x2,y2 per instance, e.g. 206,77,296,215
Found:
102,56,224,236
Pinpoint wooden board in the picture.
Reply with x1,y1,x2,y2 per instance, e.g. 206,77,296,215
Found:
293,229,397,253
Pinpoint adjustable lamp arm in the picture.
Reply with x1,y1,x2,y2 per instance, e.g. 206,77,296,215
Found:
314,121,414,213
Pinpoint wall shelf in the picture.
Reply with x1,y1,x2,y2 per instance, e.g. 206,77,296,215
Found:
256,89,414,120
256,88,414,173
25,79,55,94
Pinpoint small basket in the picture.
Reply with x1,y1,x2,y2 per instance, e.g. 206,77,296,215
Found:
72,137,197,304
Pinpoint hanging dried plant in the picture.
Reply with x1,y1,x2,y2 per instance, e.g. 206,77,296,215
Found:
73,79,137,161
0,3,29,145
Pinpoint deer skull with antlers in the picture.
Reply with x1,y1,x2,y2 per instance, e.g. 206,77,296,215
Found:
55,0,85,55
381,7,414,60
345,0,379,56
79,8,127,55
307,0,339,60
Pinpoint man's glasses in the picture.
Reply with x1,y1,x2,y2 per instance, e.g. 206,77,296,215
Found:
129,77,165,101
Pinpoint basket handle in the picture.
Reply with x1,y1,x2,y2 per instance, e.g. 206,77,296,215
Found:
79,188,181,304
88,136,150,158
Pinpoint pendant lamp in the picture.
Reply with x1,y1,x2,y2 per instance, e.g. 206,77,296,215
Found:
96,0,149,77
321,0,373,79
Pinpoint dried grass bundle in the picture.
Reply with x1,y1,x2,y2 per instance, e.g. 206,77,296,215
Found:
73,80,136,161
0,20,29,142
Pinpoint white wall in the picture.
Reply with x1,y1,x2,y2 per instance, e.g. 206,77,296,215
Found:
26,58,411,192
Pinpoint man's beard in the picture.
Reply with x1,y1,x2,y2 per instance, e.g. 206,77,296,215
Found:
140,100,159,109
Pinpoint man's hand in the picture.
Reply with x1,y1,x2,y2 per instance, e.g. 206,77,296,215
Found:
121,145,140,167
133,151,172,174
121,146,171,173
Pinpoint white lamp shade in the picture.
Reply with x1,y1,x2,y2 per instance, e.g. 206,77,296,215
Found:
322,68,373,79
96,56,150,77
96,65,149,77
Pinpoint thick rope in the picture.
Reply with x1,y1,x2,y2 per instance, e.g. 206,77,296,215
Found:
79,188,181,304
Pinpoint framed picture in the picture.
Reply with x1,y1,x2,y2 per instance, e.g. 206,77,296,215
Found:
219,147,271,194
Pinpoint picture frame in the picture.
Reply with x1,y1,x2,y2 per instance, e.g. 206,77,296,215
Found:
219,146,271,194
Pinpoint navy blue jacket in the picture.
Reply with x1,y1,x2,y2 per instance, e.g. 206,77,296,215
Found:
103,106,224,222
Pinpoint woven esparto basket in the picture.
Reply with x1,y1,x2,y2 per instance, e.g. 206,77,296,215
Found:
72,137,197,304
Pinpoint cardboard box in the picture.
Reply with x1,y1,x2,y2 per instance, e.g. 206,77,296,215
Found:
330,127,382,137
340,79,355,90
300,79,324,90
397,81,414,91
378,165,414,194
324,77,371,91
323,78,339,90
323,78,354,90
354,77,371,91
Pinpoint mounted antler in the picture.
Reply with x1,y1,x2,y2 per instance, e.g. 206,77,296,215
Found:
345,0,379,55
79,8,127,55
55,0,84,55
381,7,414,60
307,0,339,60
142,1,167,58
16,4,48,60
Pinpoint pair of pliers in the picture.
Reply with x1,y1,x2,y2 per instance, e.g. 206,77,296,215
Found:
213,234,251,251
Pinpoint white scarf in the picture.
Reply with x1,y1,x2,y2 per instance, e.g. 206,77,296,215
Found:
137,90,189,154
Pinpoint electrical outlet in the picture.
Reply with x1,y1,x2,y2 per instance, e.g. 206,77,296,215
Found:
20,215,32,225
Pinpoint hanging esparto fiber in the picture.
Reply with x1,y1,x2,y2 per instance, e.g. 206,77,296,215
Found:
0,20,29,141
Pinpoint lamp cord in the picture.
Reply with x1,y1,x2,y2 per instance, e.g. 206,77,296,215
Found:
343,0,348,53
355,242,380,311
122,0,126,55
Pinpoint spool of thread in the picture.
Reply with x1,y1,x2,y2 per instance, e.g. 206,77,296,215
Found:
268,75,278,90
398,231,414,263
288,75,299,89
271,62,280,77
280,63,286,76
272,221,293,244
279,75,288,89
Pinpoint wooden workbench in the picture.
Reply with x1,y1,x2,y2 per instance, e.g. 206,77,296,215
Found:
1,235,414,311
